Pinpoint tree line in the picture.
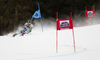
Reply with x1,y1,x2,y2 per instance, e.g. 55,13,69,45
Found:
0,0,100,35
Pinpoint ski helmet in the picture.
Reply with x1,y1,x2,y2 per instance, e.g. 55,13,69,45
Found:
27,20,31,25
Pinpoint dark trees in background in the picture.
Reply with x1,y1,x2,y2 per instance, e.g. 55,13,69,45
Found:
0,0,100,35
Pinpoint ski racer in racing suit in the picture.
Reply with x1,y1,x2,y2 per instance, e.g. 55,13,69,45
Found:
13,20,33,37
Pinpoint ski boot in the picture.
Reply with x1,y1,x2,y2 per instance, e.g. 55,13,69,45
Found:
13,34,16,37
21,32,25,36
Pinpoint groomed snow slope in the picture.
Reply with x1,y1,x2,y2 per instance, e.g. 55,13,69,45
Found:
0,24,100,60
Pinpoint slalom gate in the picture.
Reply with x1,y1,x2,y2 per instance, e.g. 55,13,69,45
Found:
56,12,76,53
85,5,96,25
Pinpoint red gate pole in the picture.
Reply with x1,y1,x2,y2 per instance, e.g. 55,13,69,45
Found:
70,12,76,52
72,29,76,52
56,12,58,53
56,30,58,53
93,5,95,11
70,12,72,19
94,15,97,24
85,17,87,25
93,5,97,24
85,6,87,26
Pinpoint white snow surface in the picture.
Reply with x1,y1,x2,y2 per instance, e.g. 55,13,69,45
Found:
0,24,100,60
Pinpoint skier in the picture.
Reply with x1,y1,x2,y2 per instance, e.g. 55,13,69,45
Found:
13,20,33,37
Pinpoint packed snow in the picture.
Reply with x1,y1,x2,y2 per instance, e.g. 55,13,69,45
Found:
0,24,100,60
